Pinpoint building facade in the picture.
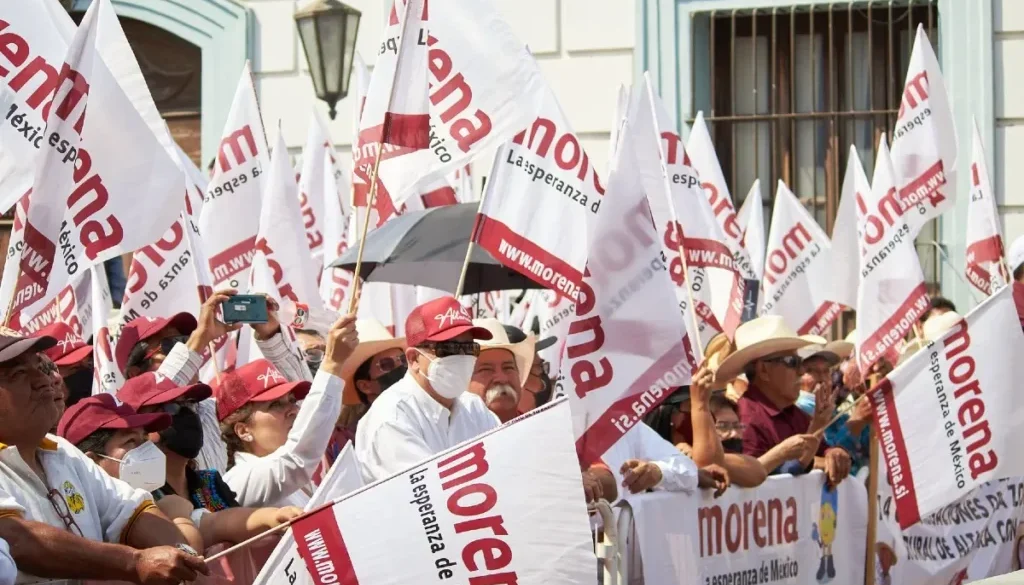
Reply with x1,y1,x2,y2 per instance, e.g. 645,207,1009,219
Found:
43,0,1007,314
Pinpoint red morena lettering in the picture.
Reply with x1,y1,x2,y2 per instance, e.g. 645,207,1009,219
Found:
942,320,998,480
387,0,429,25
697,498,798,558
512,117,605,194
856,187,904,245
701,182,742,240
898,69,929,121
0,19,85,119
217,125,258,173
437,441,518,585
763,223,813,286
427,34,490,153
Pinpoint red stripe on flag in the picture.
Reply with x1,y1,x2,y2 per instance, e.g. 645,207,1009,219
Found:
860,282,929,372
474,214,585,301
869,379,921,529
798,301,844,336
382,112,431,149
576,343,694,466
292,506,360,585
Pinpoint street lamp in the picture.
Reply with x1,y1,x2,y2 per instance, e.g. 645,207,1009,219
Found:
295,0,362,120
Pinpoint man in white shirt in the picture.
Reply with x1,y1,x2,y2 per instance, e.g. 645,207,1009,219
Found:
356,297,498,484
0,327,207,584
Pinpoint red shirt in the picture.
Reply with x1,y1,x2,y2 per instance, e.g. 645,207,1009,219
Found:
737,384,828,459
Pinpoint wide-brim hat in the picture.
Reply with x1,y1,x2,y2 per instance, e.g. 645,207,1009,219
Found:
473,318,535,387
895,338,927,367
714,316,822,384
341,320,406,405
800,339,855,364
923,311,962,341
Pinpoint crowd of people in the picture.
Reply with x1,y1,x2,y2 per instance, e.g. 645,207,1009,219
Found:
0,241,1023,585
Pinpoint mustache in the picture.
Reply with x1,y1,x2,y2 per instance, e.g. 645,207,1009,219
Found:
484,383,518,404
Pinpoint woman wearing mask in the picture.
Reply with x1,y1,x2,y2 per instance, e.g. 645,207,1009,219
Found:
38,322,94,412
219,315,357,508
59,394,303,553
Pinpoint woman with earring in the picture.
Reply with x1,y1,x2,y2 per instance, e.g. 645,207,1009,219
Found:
219,316,358,508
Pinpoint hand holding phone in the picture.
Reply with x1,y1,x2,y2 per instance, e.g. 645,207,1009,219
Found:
221,295,270,324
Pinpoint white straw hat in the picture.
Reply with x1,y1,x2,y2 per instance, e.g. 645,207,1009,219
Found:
714,316,822,384
472,318,535,387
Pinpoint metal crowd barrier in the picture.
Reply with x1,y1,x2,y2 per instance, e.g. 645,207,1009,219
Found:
591,499,635,585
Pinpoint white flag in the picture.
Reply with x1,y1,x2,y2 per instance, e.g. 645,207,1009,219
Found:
475,85,599,301
198,62,269,290
736,179,766,280
856,136,930,373
89,265,121,394
964,119,1007,296
761,181,843,335
15,0,183,316
297,112,335,265
562,88,693,465
890,25,957,238
319,151,355,313
870,286,1024,528
831,147,871,310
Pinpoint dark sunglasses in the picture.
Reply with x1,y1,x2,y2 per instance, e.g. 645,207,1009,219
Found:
140,335,189,364
763,355,803,369
376,354,407,373
423,341,481,358
159,400,197,416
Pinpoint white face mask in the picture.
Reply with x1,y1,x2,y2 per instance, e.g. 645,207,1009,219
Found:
99,441,166,492
416,351,476,400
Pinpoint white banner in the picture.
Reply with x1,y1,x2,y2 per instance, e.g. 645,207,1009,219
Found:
476,85,600,300
252,444,364,585
737,179,766,281
965,119,1007,296
253,131,323,309
636,79,743,348
198,62,269,290
856,136,930,373
630,473,867,585
351,0,546,213
561,88,693,466
831,147,871,311
287,400,594,585
870,286,1024,528
761,181,843,335
890,25,957,239
875,474,1024,585
297,112,336,266
15,0,183,313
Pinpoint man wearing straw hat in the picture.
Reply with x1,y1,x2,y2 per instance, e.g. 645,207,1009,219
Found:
467,318,535,424
339,320,407,408
714,316,852,486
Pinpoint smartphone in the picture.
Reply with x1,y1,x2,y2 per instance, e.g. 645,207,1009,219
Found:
221,295,269,324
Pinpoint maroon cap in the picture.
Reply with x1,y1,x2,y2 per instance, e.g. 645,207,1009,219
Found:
0,326,57,364
213,359,310,421
37,322,93,367
114,313,198,373
404,297,492,348
116,371,212,411
58,393,171,446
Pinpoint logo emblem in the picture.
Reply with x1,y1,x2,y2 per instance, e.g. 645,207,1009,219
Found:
257,367,286,388
62,481,85,515
434,305,470,329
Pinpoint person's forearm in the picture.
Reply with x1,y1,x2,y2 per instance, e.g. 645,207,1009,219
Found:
758,444,796,475
812,456,827,471
201,507,283,545
0,517,138,582
689,405,725,466
722,453,768,488
127,509,189,549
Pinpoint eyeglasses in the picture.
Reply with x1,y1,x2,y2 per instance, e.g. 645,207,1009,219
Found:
140,335,189,364
423,341,480,358
376,354,407,373
530,361,550,376
46,488,83,537
763,355,803,370
715,421,746,433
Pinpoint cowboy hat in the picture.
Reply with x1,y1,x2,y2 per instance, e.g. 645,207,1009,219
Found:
340,320,406,405
714,316,823,384
472,318,535,387
895,338,927,367
800,339,855,364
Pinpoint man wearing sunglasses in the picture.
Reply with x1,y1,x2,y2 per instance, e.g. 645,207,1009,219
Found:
355,297,499,484
713,316,852,487
116,290,309,473
0,327,209,585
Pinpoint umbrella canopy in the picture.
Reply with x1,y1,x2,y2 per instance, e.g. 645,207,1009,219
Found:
329,203,545,295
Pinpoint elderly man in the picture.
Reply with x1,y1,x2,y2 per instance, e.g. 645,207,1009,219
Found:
0,327,208,584
715,316,852,485
467,319,535,423
118,290,307,472
503,325,556,412
795,341,852,432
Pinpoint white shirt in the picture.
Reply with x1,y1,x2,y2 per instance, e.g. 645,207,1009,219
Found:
224,370,342,508
600,424,699,494
158,331,309,474
0,436,153,583
0,539,14,585
355,374,500,484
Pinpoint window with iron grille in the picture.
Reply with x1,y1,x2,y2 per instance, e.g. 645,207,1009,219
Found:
689,1,942,332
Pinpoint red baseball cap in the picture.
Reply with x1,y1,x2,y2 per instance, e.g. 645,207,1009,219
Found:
58,393,171,446
116,371,212,411
213,359,310,421
115,313,198,373
404,296,492,348
37,322,93,367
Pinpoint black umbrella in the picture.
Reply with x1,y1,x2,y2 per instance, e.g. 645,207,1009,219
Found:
329,203,545,295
